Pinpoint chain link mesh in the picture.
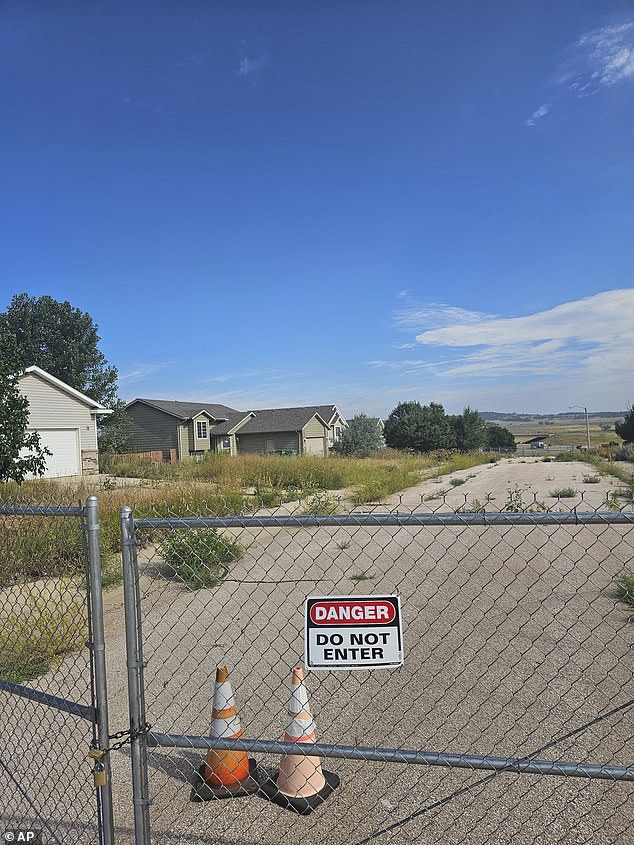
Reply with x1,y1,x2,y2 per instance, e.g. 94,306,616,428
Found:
0,495,100,845
125,474,634,845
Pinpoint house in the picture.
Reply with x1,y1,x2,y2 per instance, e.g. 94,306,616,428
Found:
17,365,112,477
125,398,347,460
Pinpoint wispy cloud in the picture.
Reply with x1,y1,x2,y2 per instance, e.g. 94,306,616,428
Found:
118,362,171,385
410,289,634,381
122,97,163,114
393,296,492,332
568,22,634,94
525,102,551,127
237,40,269,83
526,20,634,125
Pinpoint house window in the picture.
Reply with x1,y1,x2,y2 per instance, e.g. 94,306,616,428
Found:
222,438,230,449
335,427,341,438
196,421,208,439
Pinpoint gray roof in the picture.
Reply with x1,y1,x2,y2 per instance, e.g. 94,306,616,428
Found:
312,405,344,425
128,398,240,420
208,413,254,436
237,407,330,434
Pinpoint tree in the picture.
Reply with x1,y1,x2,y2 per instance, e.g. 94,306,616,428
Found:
97,400,133,454
331,414,385,457
450,406,488,452
0,294,118,406
615,405,634,444
0,365,50,482
486,424,517,452
384,401,456,452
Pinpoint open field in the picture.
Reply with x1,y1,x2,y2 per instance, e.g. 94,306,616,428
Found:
2,457,633,844
497,416,623,449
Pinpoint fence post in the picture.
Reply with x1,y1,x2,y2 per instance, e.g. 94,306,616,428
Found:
85,495,115,845
120,505,152,845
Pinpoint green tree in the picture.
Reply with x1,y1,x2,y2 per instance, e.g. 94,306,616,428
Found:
0,365,50,482
0,294,118,406
384,401,456,452
331,414,385,457
450,406,487,452
486,424,517,452
97,400,133,454
615,405,634,444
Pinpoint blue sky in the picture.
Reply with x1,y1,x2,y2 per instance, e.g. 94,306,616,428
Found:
1,1,633,417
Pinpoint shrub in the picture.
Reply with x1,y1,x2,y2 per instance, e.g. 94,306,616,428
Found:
582,474,601,484
159,529,242,590
301,493,339,515
449,478,466,487
549,487,578,498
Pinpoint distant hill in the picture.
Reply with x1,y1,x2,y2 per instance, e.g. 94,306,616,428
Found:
480,411,625,422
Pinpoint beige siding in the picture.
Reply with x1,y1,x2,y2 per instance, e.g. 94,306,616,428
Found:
19,372,96,449
178,424,190,460
127,403,179,454
304,417,327,438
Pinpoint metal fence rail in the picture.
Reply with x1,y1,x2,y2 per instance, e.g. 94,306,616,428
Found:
121,498,634,845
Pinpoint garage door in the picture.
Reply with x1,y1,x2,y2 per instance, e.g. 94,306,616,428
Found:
32,429,81,477
304,436,326,456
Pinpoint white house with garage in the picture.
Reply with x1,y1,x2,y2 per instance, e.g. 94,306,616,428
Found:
17,365,112,477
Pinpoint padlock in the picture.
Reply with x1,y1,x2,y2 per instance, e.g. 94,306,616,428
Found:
94,766,107,788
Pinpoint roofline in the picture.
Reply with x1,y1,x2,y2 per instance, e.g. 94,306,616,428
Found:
126,398,231,422
21,366,112,413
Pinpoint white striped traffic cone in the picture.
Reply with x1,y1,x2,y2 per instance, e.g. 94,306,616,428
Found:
259,666,339,814
191,665,259,801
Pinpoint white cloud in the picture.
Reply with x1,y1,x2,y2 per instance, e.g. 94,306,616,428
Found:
525,102,551,127
415,289,634,349
403,290,634,391
394,299,492,332
237,41,269,81
117,362,171,385
575,22,634,91
525,20,634,124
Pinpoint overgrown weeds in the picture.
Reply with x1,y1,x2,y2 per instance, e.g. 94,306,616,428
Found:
615,569,634,618
0,584,86,682
159,529,242,590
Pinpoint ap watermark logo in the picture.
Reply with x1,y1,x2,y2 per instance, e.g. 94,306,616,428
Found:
3,832,42,843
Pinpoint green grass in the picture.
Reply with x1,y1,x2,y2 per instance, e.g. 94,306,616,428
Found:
0,586,87,683
159,529,242,590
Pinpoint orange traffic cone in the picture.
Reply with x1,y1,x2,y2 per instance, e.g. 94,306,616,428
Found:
191,665,259,801
258,666,339,814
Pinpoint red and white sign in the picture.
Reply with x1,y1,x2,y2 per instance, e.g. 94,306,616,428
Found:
305,595,403,670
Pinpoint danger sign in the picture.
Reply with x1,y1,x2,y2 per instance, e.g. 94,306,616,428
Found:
305,594,403,670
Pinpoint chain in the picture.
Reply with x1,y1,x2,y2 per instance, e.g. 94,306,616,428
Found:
89,722,152,759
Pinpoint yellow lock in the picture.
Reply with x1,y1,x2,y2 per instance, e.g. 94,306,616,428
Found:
94,767,107,788
88,748,106,761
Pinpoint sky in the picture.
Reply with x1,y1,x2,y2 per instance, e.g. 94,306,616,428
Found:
1,1,633,417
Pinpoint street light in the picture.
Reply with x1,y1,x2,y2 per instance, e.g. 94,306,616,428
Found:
569,405,591,450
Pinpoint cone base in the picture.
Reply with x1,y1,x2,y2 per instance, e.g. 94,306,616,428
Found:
190,758,260,802
257,768,339,815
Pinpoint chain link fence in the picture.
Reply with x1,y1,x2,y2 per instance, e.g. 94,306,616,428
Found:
119,481,634,845
0,494,111,845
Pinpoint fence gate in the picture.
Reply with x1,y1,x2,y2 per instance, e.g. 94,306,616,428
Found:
120,501,634,845
0,496,113,845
